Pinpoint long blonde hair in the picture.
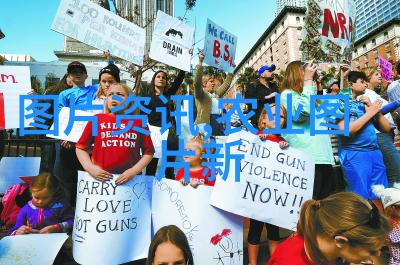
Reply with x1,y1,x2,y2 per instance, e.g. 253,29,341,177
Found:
280,61,304,94
298,192,391,265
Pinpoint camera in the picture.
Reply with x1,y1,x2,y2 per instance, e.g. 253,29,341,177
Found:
302,62,321,81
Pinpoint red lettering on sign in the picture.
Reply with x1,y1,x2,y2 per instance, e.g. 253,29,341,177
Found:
223,44,230,61
0,74,18,83
322,9,351,41
213,40,221,58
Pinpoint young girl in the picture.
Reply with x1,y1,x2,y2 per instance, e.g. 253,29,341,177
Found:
175,134,215,187
76,83,154,185
10,172,73,235
248,104,287,265
147,225,194,265
373,184,400,265
268,192,392,265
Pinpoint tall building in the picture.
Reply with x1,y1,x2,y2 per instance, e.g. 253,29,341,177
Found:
234,6,306,79
56,0,174,62
354,0,400,41
352,18,400,70
276,0,306,15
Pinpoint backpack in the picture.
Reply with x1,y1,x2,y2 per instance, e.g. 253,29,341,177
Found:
1,183,30,226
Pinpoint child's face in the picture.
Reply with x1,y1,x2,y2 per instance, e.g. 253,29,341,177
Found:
31,188,54,208
153,241,186,265
183,142,202,166
351,78,367,95
100,73,117,96
369,71,382,86
106,85,129,112
260,106,285,129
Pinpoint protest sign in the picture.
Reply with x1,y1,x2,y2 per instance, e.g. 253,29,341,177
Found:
203,19,237,73
210,131,315,231
73,172,152,264
378,56,393,82
149,11,194,71
0,234,68,265
51,0,145,65
301,0,355,62
47,107,94,142
148,124,169,158
0,66,32,129
0,157,41,194
152,179,243,264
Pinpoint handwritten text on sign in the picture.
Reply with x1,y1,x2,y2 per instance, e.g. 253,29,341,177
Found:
51,0,145,65
73,172,152,265
210,131,315,231
203,19,237,73
152,179,243,265
378,56,393,82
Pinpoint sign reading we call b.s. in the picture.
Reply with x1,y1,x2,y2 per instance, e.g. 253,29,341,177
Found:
203,19,237,73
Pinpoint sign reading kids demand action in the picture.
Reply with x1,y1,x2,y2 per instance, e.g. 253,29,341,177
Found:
51,0,145,65
210,131,315,231
73,172,152,265
152,179,243,265
203,19,237,73
302,0,355,62
149,11,194,71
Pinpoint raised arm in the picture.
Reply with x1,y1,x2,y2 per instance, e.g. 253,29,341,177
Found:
194,51,207,101
167,70,186,96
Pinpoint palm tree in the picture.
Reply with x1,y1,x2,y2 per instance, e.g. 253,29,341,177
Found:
236,67,257,94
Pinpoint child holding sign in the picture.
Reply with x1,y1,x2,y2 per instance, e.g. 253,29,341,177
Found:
10,172,73,235
248,104,288,264
175,134,215,187
76,83,154,185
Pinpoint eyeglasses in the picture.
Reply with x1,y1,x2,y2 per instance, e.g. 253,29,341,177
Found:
334,200,380,236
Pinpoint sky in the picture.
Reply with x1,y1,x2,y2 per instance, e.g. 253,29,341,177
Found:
0,0,277,66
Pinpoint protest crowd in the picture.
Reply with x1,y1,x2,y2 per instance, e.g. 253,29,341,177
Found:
1,0,400,265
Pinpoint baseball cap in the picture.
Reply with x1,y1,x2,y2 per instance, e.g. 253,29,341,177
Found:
258,64,276,77
67,61,87,74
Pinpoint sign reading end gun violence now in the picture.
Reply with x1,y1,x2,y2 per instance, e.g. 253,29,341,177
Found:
210,131,315,231
51,0,145,65
73,172,152,265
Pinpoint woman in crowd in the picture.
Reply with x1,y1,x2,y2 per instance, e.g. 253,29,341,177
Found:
268,192,392,265
279,61,336,199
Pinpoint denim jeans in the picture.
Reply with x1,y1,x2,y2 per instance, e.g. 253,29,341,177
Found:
377,132,400,186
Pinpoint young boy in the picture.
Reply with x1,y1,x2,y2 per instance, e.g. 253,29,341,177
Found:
337,71,390,202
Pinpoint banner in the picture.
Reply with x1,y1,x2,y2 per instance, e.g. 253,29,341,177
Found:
210,131,315,231
0,234,68,265
51,0,145,65
378,56,393,82
301,0,355,62
47,107,94,142
0,66,32,129
73,172,152,264
203,19,237,73
148,124,169,158
149,11,194,71
152,179,243,264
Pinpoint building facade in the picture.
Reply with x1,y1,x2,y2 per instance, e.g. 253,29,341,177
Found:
352,18,400,70
276,0,306,15
354,0,400,41
0,54,36,62
234,7,306,81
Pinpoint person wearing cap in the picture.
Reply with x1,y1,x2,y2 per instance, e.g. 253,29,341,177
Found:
326,79,339,94
193,50,233,136
57,61,100,206
245,64,278,128
373,184,400,265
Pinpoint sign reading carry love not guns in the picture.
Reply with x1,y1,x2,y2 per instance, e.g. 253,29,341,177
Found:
51,0,146,65
0,66,33,129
